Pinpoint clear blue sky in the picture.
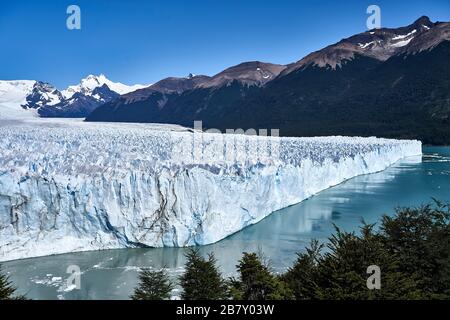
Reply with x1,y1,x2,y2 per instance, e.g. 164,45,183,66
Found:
1,0,449,88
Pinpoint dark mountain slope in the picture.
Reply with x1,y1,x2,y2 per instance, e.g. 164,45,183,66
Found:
86,62,283,124
85,17,450,144
236,41,450,144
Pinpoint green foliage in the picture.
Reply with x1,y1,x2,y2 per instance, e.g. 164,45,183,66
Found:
131,201,449,300
0,264,25,300
179,248,228,300
283,201,450,300
230,252,293,300
131,268,173,300
380,201,450,298
281,240,323,299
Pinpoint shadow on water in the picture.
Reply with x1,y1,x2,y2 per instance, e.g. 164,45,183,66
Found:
4,147,450,300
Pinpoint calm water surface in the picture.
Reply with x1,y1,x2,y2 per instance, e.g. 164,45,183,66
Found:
4,147,450,300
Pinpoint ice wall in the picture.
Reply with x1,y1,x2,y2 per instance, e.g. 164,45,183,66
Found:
0,120,422,261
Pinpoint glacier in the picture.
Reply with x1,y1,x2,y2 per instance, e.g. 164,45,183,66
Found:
0,119,422,262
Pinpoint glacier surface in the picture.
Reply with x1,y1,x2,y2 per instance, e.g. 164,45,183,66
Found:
0,119,422,261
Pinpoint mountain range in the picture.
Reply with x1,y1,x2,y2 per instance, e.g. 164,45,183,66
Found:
0,74,147,118
86,16,450,144
1,16,449,144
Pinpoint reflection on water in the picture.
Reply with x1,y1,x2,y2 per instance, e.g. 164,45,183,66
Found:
3,148,450,300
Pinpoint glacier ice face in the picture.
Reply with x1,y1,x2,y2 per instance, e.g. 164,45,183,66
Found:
0,119,422,261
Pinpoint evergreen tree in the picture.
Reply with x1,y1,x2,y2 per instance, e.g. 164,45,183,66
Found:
283,202,450,300
0,264,24,300
314,224,422,300
231,252,293,300
134,202,449,301
380,201,450,298
131,268,173,300
179,248,228,300
281,240,323,299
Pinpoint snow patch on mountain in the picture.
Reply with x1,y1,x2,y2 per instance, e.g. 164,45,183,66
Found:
392,29,417,40
391,38,414,47
0,118,422,261
358,41,376,49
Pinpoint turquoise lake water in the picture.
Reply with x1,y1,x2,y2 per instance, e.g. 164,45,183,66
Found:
3,146,450,300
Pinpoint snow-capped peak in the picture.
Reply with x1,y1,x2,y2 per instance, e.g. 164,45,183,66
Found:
62,74,148,98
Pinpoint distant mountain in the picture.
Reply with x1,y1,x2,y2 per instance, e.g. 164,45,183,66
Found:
148,74,212,93
198,61,286,88
282,16,436,73
86,17,450,144
86,62,286,123
39,84,120,118
0,75,147,118
62,74,147,98
23,81,64,109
